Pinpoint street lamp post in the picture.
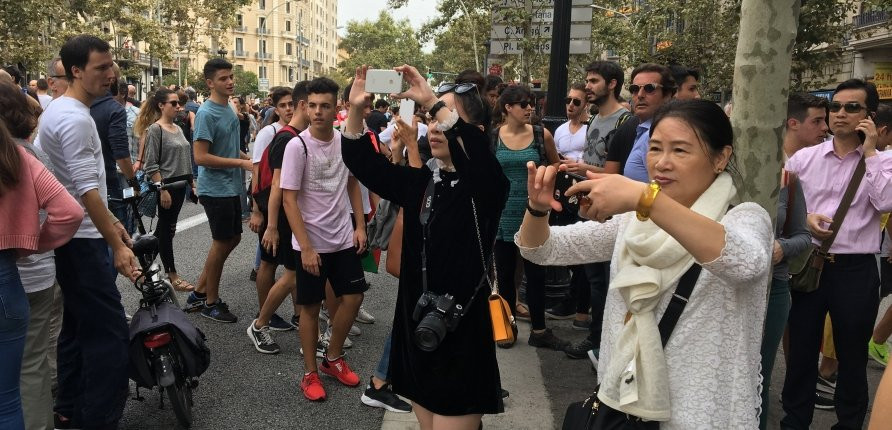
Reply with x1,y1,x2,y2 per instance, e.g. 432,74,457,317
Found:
456,0,480,72
541,0,572,134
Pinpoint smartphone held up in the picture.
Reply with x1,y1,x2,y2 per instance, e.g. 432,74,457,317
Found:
365,69,404,94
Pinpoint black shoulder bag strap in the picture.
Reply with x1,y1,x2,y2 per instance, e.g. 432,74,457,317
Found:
417,176,490,315
818,156,866,257
657,263,702,347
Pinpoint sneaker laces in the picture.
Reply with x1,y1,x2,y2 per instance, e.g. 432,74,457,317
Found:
256,326,275,345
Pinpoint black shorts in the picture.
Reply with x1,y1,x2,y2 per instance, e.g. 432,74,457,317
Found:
258,211,296,271
294,247,368,305
200,196,242,240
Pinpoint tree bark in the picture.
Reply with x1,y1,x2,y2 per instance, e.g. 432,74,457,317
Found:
731,0,801,225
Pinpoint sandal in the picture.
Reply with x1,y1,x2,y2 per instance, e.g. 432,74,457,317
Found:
515,303,531,321
170,278,195,292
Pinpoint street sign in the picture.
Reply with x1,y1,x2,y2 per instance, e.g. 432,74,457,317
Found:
489,39,591,55
530,6,592,23
488,63,503,76
258,78,269,92
491,23,591,40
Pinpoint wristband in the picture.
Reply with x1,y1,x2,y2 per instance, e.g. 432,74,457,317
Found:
636,180,661,221
526,201,550,218
428,100,447,118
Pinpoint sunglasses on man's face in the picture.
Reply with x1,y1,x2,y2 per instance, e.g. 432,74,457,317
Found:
629,83,663,95
565,97,582,107
437,82,477,95
829,101,866,114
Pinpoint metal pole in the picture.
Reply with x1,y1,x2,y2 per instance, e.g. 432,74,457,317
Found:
456,0,480,71
541,0,571,134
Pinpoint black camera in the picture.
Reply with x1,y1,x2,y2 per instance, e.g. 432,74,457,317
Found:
412,292,464,352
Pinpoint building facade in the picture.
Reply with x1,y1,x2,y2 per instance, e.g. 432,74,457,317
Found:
195,0,339,93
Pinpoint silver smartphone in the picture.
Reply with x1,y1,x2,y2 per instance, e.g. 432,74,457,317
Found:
398,99,415,122
366,69,403,94
122,186,135,199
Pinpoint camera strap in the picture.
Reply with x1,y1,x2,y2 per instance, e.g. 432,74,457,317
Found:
418,176,491,315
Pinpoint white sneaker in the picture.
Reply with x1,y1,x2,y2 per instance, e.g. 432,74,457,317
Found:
355,305,376,324
322,326,353,349
320,306,330,323
299,343,325,358
349,324,361,336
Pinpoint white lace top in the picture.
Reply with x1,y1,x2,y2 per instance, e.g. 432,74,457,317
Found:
517,202,772,429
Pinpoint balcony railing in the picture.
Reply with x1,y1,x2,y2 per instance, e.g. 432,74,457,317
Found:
299,59,311,68
296,35,310,46
234,26,248,33
854,10,889,29
256,27,270,35
255,52,272,59
233,50,249,58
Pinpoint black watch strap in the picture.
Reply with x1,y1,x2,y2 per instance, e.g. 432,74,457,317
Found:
428,100,447,118
526,202,550,217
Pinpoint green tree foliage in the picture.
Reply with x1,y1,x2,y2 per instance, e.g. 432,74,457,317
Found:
0,0,249,78
338,11,429,77
233,68,259,96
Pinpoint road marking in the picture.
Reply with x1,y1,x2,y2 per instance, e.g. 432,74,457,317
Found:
176,213,209,232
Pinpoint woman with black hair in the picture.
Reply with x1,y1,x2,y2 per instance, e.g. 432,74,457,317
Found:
518,100,772,428
342,65,508,430
492,84,563,349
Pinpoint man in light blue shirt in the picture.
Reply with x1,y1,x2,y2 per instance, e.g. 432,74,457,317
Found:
622,64,676,182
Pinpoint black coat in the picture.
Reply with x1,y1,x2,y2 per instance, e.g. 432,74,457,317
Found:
342,119,509,415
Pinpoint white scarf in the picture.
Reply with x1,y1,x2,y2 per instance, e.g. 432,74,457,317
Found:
597,172,737,421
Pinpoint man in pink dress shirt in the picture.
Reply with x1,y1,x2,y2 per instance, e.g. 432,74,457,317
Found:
781,79,892,430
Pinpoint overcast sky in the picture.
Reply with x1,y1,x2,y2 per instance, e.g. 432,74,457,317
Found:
337,0,440,37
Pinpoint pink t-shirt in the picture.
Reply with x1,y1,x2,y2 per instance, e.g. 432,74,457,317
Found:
280,128,354,253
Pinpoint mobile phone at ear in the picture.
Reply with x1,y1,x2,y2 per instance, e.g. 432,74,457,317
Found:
858,112,876,144
553,171,587,214
366,69,403,94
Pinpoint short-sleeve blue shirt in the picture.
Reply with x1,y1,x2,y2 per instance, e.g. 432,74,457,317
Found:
193,99,242,197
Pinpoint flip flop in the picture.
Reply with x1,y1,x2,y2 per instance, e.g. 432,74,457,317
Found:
515,303,531,321
170,279,195,292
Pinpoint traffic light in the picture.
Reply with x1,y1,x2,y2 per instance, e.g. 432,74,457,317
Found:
427,69,433,79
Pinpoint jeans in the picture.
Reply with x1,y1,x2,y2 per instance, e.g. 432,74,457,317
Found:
494,240,547,330
156,186,187,274
759,277,791,430
781,254,879,430
584,262,609,346
0,249,28,429
54,239,129,428
374,333,393,382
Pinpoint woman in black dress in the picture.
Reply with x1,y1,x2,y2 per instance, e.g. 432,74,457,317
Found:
342,65,508,430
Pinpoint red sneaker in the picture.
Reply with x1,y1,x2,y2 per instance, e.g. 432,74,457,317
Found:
320,355,361,387
301,371,326,401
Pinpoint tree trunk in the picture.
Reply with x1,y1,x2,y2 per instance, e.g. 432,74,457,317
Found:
731,0,801,225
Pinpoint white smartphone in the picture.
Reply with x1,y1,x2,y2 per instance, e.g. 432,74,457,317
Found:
122,187,135,199
366,69,403,94
398,99,415,123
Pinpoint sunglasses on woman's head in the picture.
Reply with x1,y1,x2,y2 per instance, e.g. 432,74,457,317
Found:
565,97,582,107
828,101,866,114
437,82,477,95
628,83,663,94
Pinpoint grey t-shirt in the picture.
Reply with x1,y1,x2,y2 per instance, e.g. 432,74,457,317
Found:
582,107,630,167
143,123,194,181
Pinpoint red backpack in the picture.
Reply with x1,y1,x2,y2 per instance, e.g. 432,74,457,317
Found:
253,125,306,204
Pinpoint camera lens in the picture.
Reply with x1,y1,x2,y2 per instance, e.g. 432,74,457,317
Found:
414,313,448,352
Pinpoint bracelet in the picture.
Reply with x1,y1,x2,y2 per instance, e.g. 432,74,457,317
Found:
636,180,661,221
428,100,447,118
526,201,550,217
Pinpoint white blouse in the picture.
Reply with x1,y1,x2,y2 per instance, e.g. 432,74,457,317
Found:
517,202,773,429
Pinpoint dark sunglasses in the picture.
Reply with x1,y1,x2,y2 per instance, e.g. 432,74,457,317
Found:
510,101,531,109
829,101,866,114
565,97,582,107
437,82,477,95
629,83,663,94
165,100,180,107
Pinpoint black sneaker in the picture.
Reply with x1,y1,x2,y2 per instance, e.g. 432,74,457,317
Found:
291,315,300,329
250,268,257,281
564,338,595,359
183,291,206,313
201,299,238,323
528,328,570,350
815,391,834,410
544,300,575,320
816,374,836,395
247,319,281,354
361,378,412,413
571,319,591,331
269,313,295,331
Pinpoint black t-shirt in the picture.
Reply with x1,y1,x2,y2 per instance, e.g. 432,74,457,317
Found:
366,110,389,134
605,115,640,173
255,128,303,211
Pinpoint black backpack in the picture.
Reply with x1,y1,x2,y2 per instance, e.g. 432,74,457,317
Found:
490,125,547,165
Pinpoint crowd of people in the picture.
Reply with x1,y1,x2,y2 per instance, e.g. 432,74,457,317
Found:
1,31,892,430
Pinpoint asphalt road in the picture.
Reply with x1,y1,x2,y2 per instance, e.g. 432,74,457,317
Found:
116,200,890,429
